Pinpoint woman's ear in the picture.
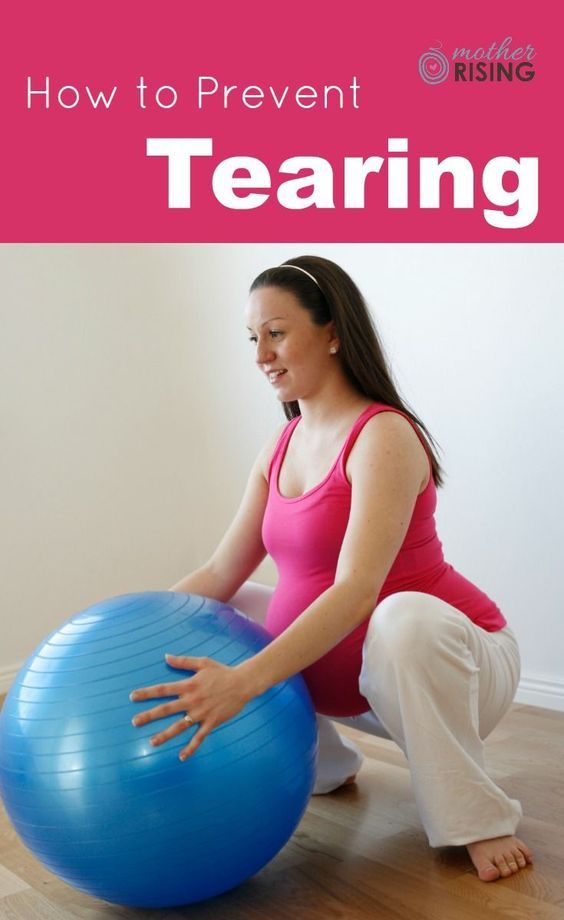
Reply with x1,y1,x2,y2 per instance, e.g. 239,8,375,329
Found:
328,323,340,355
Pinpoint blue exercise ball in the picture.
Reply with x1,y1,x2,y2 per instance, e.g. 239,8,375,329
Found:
0,592,317,907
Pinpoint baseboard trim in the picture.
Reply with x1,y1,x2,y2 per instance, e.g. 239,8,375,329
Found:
2,663,564,712
514,674,564,712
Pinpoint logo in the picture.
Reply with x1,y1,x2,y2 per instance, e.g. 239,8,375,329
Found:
418,37,537,85
418,45,450,85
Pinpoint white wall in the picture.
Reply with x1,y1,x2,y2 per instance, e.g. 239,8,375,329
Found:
1,244,562,710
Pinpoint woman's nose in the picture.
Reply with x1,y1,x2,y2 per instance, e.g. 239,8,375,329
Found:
255,341,276,366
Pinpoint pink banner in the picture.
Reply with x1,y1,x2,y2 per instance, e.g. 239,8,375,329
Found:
0,0,560,241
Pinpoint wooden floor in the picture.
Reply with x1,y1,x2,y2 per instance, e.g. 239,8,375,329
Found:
1,701,563,919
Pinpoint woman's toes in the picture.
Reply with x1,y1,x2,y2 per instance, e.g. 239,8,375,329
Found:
477,861,501,882
466,836,534,882
497,858,515,877
507,853,525,873
520,843,534,864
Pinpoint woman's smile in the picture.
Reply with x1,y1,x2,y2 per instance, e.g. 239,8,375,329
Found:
267,369,288,384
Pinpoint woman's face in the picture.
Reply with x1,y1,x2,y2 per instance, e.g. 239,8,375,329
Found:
245,286,338,402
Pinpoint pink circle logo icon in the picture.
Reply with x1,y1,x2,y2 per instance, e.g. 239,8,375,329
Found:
418,44,449,84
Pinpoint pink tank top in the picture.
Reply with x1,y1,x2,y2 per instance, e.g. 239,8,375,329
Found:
262,403,507,717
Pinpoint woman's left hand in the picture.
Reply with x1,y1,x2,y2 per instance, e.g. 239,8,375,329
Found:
129,654,254,761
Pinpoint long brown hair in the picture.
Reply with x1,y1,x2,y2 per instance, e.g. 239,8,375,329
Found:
250,255,444,487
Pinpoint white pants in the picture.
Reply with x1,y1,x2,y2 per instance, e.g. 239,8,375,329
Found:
228,582,522,848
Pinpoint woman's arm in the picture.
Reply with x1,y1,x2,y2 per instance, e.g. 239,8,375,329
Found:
131,412,427,760
236,411,426,694
169,424,285,601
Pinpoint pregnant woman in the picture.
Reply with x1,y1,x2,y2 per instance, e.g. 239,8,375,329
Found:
131,255,533,882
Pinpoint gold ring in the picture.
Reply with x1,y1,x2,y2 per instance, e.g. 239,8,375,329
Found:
183,713,194,725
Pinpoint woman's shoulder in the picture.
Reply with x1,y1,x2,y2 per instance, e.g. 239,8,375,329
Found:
346,407,431,491
348,403,421,445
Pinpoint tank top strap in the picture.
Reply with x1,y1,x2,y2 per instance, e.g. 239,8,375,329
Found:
339,402,431,475
338,403,387,471
267,417,301,485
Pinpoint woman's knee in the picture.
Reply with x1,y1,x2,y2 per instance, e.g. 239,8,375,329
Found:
364,591,464,664
227,580,274,625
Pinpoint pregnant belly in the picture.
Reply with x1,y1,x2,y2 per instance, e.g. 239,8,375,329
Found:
265,578,371,717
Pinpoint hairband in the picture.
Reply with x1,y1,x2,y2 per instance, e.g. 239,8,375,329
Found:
281,263,320,287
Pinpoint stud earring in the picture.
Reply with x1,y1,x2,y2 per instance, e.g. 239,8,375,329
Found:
329,346,337,354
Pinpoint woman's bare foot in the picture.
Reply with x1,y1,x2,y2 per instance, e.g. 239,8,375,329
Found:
466,835,533,881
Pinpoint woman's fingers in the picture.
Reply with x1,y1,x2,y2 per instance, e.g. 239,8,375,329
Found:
179,722,211,761
129,656,208,702
129,678,191,703
165,654,206,670
129,656,233,759
150,715,198,748
133,704,212,757
131,699,185,726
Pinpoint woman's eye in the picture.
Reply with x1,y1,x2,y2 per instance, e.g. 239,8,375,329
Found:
248,330,283,344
